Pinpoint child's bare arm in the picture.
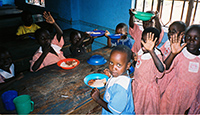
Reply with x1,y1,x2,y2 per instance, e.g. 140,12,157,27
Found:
43,11,63,41
129,9,136,28
90,88,112,113
105,30,112,47
83,32,95,46
164,34,187,70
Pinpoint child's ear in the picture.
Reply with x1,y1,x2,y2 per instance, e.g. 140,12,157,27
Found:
126,62,131,70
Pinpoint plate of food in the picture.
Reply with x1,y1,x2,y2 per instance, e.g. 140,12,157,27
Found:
107,34,123,39
84,73,109,89
132,11,154,21
86,30,105,37
57,58,80,69
87,55,107,65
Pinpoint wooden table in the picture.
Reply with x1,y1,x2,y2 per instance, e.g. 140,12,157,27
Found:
0,47,112,114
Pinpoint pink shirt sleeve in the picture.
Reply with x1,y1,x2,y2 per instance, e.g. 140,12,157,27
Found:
51,34,64,47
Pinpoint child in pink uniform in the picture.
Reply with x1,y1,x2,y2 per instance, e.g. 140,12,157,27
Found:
188,84,200,114
132,27,165,114
129,9,164,53
30,11,65,72
160,25,200,114
158,21,186,94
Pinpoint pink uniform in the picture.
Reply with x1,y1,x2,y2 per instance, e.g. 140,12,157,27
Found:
132,48,164,114
160,48,200,114
30,35,66,72
129,23,164,53
189,84,200,114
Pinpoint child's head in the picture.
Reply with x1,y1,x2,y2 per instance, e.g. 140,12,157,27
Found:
70,31,82,45
115,23,128,39
184,25,200,55
142,11,154,29
168,21,186,40
21,11,33,27
35,28,51,47
109,45,132,77
0,46,12,71
142,27,160,46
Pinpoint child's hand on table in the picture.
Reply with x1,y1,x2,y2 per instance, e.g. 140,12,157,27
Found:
91,88,100,102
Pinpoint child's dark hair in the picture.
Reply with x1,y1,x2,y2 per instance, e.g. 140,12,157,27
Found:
171,21,186,36
111,45,133,63
142,27,160,43
0,46,9,55
21,10,32,21
185,25,200,35
34,28,49,40
116,23,128,32
70,31,80,43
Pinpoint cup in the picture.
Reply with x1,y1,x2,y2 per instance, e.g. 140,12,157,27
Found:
13,95,34,114
1,90,18,111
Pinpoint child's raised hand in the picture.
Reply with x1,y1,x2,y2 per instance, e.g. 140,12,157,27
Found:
105,30,110,37
43,11,55,24
170,34,187,55
141,32,157,51
90,88,100,102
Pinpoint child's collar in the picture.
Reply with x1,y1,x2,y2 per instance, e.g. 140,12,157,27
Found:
138,48,161,60
183,47,200,59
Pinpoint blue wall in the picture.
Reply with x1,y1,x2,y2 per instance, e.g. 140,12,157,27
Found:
2,0,15,5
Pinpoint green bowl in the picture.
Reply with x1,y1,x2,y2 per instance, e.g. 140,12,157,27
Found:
133,11,154,21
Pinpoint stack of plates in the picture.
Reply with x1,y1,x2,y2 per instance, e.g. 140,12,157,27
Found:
87,55,107,65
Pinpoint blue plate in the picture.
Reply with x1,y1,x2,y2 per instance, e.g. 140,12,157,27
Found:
86,30,105,37
84,73,109,89
87,55,107,65
107,34,123,39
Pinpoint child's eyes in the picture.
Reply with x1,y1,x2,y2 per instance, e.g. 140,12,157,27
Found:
109,62,113,65
185,36,200,40
117,63,121,67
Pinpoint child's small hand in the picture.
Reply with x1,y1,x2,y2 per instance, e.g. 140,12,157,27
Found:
170,34,187,55
141,32,157,52
90,88,100,102
105,30,110,37
104,68,111,77
43,11,55,24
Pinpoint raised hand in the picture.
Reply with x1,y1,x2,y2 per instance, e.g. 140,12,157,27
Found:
105,30,110,37
43,11,55,24
170,34,187,55
141,32,157,51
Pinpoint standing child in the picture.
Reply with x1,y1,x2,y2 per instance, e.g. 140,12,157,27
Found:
105,23,133,49
132,27,165,114
160,25,200,114
129,9,164,53
30,11,65,72
69,31,95,57
91,45,135,114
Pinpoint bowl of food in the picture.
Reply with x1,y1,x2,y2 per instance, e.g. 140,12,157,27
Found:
84,73,109,89
107,34,123,39
87,55,107,65
133,11,154,21
86,30,105,37
57,58,80,69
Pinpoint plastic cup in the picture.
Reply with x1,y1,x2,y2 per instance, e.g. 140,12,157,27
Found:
1,90,18,111
13,95,34,114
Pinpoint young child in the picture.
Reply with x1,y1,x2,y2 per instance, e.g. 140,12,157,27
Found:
90,45,135,114
129,9,164,53
160,25,200,114
69,31,94,57
132,27,165,114
158,21,186,94
16,11,41,40
30,11,65,72
105,23,133,49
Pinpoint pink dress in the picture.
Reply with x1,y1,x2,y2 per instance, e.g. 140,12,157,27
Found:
160,48,200,114
189,84,200,114
132,48,164,114
129,23,164,53
30,35,66,72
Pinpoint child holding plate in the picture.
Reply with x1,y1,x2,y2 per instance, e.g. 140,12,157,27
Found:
30,11,66,72
91,45,135,114
105,23,133,49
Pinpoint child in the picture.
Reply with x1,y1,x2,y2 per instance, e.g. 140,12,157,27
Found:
188,84,200,114
105,23,133,49
90,45,135,114
69,31,94,57
30,11,65,72
160,25,200,114
16,11,41,40
158,21,186,94
0,46,23,90
129,9,164,53
132,27,165,114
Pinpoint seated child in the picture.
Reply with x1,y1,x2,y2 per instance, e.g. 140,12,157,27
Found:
91,45,135,114
105,23,133,49
132,27,165,114
69,31,95,57
16,11,41,40
129,9,164,53
30,11,65,72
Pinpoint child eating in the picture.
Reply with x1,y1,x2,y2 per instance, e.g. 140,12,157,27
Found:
30,11,65,72
90,45,135,114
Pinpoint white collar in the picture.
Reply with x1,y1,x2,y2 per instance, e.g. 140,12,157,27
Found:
38,44,61,53
182,47,200,59
0,63,15,79
138,48,161,60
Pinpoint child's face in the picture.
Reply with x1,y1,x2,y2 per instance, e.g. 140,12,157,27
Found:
72,33,81,45
24,14,33,26
185,28,200,55
168,24,180,40
142,21,153,29
0,51,12,71
109,51,130,77
115,28,127,39
37,30,51,47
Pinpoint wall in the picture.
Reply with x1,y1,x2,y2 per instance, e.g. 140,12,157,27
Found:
2,0,15,5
